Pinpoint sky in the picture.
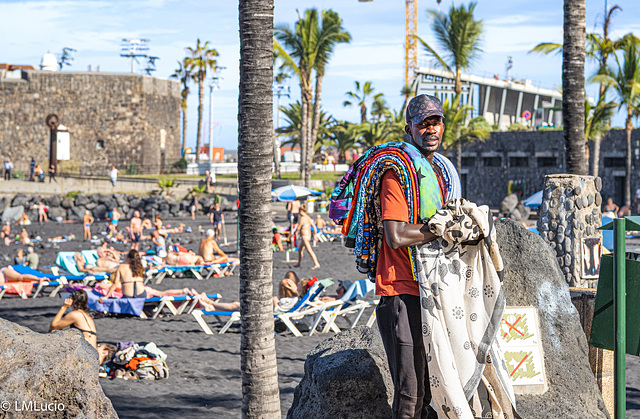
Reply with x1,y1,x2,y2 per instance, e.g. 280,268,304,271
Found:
2,0,640,152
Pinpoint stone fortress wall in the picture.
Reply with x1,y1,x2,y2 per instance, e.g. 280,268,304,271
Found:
0,70,181,175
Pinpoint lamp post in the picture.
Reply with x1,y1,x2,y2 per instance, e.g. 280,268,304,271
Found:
207,67,225,164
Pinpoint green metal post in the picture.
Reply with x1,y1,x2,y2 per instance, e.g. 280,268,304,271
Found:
613,217,626,418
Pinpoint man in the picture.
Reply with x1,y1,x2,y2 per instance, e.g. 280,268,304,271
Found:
29,157,35,181
198,229,229,264
130,211,142,251
210,202,224,240
25,246,39,269
108,207,121,234
286,199,300,226
48,164,57,183
376,94,457,419
4,159,13,181
151,230,167,258
110,165,119,187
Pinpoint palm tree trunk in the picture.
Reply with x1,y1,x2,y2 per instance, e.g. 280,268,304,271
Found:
273,132,281,179
360,102,367,124
562,0,587,175
626,115,633,206
196,76,204,164
592,134,601,178
238,0,281,417
300,84,313,186
307,73,324,187
310,73,323,158
299,82,310,181
181,105,188,158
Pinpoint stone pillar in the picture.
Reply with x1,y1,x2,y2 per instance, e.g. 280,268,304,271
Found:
537,174,602,287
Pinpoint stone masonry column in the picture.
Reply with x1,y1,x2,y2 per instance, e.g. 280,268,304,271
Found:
537,174,602,287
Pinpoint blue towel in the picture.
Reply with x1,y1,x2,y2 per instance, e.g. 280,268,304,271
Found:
86,290,145,316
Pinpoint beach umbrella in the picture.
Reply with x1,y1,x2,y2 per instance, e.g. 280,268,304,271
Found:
523,190,543,209
271,185,322,202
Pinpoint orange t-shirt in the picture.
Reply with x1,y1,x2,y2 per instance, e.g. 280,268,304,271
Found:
375,171,419,297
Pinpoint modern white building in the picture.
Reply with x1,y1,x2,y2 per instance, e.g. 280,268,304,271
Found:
413,67,563,130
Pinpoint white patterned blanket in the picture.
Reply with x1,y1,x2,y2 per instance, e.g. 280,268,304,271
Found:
417,199,519,419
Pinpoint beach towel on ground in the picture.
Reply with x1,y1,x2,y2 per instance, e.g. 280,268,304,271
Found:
329,141,460,280
417,199,518,418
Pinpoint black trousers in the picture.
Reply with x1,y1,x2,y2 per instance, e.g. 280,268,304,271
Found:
377,294,437,419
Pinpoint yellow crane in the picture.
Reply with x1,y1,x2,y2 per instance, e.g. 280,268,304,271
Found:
359,0,420,87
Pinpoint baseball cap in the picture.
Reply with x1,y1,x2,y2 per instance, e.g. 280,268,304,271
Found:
405,94,444,124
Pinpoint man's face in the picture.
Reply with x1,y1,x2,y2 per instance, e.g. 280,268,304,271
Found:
405,115,444,157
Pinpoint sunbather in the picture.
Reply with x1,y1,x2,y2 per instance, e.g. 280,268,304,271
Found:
165,251,205,266
50,289,98,349
74,252,113,274
272,271,302,312
198,229,238,265
1,222,11,246
18,228,29,245
99,250,148,301
95,249,119,273
1,265,47,283
94,279,198,299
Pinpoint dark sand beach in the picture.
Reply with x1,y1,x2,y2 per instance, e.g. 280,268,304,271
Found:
0,208,370,418
2,209,640,418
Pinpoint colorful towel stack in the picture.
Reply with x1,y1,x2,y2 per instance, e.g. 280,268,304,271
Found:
329,141,460,281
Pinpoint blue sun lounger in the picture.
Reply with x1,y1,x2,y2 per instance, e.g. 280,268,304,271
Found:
10,264,93,298
192,278,333,336
55,251,110,281
86,289,221,319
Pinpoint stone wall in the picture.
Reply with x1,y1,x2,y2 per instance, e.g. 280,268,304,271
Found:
0,71,181,175
454,128,640,208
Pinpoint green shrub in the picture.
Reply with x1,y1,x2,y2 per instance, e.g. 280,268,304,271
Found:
12,171,25,179
125,163,141,175
173,158,188,171
508,123,528,132
66,191,82,199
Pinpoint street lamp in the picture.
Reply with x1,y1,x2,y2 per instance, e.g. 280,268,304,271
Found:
208,66,226,164
274,83,290,163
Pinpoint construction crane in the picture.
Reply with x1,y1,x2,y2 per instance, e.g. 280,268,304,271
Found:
359,0,419,87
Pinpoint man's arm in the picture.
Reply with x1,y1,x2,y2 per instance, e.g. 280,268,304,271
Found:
383,220,437,250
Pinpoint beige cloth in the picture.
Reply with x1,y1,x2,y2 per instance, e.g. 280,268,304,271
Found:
417,198,518,419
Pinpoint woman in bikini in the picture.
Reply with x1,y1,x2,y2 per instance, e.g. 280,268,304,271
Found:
294,204,320,269
49,289,111,365
98,250,193,301
99,250,148,301
50,289,98,349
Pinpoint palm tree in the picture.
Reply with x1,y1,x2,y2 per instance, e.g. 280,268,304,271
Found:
275,9,350,186
400,84,415,116
416,2,483,97
277,102,335,154
370,94,392,122
325,121,357,163
416,2,483,171
440,95,489,155
563,0,587,175
585,96,616,178
592,39,640,206
170,59,191,157
308,9,351,186
238,0,280,417
185,39,220,163
355,120,395,150
343,81,381,124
